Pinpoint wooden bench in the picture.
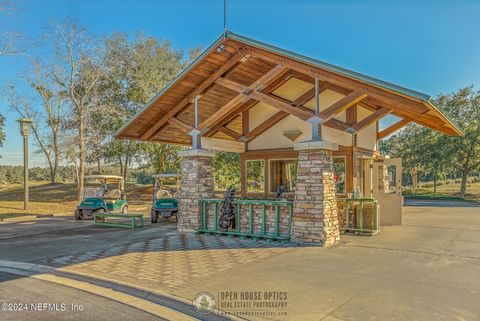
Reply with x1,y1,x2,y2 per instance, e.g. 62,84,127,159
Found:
93,213,144,229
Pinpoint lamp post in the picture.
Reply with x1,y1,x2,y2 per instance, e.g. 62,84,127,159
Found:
17,118,33,211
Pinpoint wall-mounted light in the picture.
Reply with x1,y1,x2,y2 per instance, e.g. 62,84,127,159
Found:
283,130,302,142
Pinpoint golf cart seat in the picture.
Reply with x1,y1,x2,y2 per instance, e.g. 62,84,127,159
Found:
156,189,172,199
104,189,121,199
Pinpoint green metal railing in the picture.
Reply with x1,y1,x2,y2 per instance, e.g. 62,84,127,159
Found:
197,199,293,241
337,198,379,235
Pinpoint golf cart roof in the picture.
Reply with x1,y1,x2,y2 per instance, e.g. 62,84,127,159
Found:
85,175,124,182
152,174,181,179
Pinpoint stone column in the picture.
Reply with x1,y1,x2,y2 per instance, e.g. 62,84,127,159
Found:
177,149,215,232
291,141,340,246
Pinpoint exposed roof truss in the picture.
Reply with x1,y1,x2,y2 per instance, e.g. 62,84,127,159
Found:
115,32,462,147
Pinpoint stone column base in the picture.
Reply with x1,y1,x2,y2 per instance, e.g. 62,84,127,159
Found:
177,149,215,233
291,141,340,246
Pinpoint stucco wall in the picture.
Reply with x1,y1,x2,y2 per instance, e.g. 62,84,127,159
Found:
356,106,377,151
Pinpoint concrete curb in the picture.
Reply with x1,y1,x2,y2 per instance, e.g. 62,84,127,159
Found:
0,215,37,223
0,214,69,223
0,259,244,321
57,267,247,321
0,259,54,274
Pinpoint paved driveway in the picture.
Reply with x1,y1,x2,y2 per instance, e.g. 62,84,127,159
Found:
0,201,479,320
175,200,480,320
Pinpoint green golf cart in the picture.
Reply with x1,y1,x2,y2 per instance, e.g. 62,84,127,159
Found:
151,174,180,223
74,175,128,220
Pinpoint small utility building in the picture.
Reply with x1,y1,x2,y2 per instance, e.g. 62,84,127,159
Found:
116,32,460,246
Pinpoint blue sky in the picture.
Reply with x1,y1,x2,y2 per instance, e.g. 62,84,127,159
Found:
1,0,479,166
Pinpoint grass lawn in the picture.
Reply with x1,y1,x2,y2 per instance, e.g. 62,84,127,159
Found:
2,180,477,220
0,182,154,220
0,201,76,219
404,181,480,202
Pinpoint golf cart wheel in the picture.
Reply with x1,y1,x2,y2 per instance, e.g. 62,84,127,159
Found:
121,205,128,214
74,209,82,221
151,211,158,223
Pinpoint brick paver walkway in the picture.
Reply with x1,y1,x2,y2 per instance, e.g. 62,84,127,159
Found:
42,233,296,291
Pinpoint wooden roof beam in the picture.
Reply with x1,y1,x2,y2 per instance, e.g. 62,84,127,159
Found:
247,48,431,116
167,117,195,133
214,78,355,135
248,91,313,120
204,100,257,137
292,86,322,107
362,96,445,130
291,72,352,96
346,104,357,126
198,65,289,131
198,94,251,132
319,91,368,122
140,48,247,140
217,126,243,140
205,70,293,137
325,118,350,131
214,76,313,121
243,111,289,142
392,113,456,135
359,95,453,135
350,107,391,133
377,118,410,140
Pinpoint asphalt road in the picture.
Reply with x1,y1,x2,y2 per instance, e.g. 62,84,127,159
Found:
0,217,177,263
404,198,480,207
0,271,162,321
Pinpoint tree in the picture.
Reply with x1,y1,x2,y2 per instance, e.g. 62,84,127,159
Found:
381,86,480,196
380,123,426,188
8,63,66,183
98,33,186,179
414,128,449,193
0,112,4,152
0,1,25,56
146,143,183,174
433,87,480,196
48,20,104,200
0,0,18,157
213,152,240,190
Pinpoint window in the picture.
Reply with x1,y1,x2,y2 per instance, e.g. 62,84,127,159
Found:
269,159,298,193
377,164,397,194
246,160,265,193
386,165,397,194
333,157,346,194
356,157,363,194
377,165,385,193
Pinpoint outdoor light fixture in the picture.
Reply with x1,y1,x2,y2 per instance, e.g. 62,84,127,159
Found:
19,117,33,136
283,130,302,142
17,118,33,210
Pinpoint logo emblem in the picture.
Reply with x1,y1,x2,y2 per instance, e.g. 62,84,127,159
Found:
192,292,216,314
